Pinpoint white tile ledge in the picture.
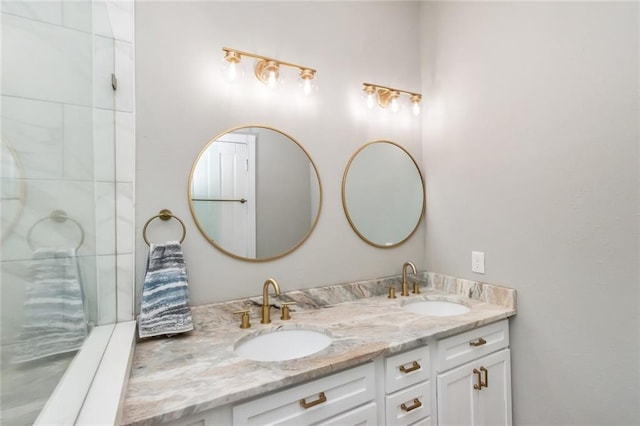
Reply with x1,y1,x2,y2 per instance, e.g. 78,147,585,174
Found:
33,321,136,425
77,321,137,425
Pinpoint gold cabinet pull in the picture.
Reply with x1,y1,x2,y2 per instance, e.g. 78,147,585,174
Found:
480,366,488,388
399,361,421,374
473,368,483,390
469,337,487,347
401,398,422,412
300,392,327,409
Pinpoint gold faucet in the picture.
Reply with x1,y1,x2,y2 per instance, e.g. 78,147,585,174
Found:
401,261,417,296
261,278,281,324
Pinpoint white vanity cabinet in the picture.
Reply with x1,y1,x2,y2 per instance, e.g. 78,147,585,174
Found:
435,320,512,426
232,362,376,425
153,320,512,426
383,346,432,425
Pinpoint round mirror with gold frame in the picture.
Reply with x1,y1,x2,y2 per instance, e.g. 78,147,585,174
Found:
188,125,322,261
342,140,424,248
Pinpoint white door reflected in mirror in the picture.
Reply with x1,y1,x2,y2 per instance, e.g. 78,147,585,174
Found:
189,126,322,261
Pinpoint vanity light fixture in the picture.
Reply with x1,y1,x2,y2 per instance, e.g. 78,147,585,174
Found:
222,47,318,95
362,83,422,116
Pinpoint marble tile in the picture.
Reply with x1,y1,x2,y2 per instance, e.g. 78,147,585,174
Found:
95,182,116,255
116,182,133,254
426,272,516,309
63,104,93,181
106,0,133,42
1,96,64,180
1,253,98,346
117,253,134,322
92,0,113,38
96,254,117,325
93,35,115,110
1,13,92,105
93,108,115,182
0,259,29,346
62,0,91,32
114,39,134,113
1,0,62,26
80,254,99,325
115,111,134,182
121,273,517,425
1,179,97,262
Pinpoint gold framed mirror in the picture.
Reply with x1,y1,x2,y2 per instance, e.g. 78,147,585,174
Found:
342,140,424,248
188,125,322,261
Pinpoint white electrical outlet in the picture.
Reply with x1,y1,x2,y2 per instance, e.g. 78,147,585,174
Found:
472,251,485,274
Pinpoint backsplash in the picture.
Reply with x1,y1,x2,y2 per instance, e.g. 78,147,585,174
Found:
188,271,516,330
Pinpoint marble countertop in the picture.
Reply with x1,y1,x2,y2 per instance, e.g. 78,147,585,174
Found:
121,272,517,425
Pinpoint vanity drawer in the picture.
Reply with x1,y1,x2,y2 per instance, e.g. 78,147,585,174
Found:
385,381,431,426
316,402,377,426
232,362,375,426
385,346,430,394
437,319,509,372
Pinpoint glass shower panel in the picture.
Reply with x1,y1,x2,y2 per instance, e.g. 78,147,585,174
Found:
0,1,117,423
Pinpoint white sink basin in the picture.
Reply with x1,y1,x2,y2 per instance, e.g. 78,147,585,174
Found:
234,329,332,362
403,300,471,317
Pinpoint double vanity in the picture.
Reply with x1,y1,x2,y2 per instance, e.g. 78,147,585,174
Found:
120,272,516,425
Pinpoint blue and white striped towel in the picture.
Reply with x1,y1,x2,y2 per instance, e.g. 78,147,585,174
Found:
13,248,87,363
138,241,193,338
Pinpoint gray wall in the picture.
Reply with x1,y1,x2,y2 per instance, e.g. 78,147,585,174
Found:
420,2,639,425
135,1,424,303
255,128,312,258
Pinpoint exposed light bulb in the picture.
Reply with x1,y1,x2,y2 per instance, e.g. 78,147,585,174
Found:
366,93,375,109
363,85,377,109
390,96,400,113
299,69,317,96
267,70,277,88
410,95,422,116
227,62,238,81
302,78,312,95
221,50,244,83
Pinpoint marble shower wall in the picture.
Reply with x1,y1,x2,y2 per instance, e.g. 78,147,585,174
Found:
0,0,135,341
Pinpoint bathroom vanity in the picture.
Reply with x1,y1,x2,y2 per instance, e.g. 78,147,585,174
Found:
120,273,516,426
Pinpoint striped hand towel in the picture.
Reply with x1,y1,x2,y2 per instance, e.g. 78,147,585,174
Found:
13,248,87,363
138,241,193,338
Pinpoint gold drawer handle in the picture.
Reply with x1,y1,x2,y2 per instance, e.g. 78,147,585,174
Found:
469,337,487,347
399,361,421,374
473,368,483,390
300,392,327,409
480,366,488,388
401,398,422,412
473,367,489,390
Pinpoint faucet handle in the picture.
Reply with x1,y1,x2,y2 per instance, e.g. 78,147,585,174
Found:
412,282,421,294
280,302,297,320
234,309,251,329
388,286,397,299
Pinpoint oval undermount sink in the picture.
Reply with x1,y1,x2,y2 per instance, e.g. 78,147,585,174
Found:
403,300,471,317
234,329,332,362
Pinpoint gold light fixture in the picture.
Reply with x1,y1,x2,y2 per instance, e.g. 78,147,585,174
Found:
362,82,422,116
222,47,317,95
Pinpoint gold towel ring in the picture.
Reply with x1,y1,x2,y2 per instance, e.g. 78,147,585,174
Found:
27,210,85,251
143,209,186,246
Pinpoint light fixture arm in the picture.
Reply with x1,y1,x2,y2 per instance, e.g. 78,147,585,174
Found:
222,47,316,75
362,82,422,114
362,82,420,101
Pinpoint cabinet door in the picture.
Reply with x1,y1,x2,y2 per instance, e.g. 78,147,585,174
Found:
437,349,511,426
